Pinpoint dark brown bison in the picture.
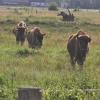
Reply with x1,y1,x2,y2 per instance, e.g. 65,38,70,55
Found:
13,21,27,46
67,31,91,68
57,9,75,22
27,27,45,49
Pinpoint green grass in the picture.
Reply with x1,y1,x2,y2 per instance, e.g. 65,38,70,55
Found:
0,7,100,100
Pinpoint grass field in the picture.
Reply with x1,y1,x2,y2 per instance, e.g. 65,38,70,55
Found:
0,7,100,100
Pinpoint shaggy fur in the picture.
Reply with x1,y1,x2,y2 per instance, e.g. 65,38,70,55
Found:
27,27,45,49
67,31,91,67
13,21,27,46
58,11,74,22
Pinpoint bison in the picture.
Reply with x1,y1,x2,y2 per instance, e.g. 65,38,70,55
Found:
57,9,75,22
13,21,27,46
27,27,45,49
67,31,91,68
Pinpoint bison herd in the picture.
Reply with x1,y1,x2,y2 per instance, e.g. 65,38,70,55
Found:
13,21,91,68
13,21,45,49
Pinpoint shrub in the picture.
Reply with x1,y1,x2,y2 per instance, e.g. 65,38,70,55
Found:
73,8,80,12
16,48,31,56
0,76,8,99
48,3,58,11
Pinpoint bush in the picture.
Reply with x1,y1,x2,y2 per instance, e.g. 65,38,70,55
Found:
73,8,80,12
48,3,58,11
0,76,8,99
16,48,31,56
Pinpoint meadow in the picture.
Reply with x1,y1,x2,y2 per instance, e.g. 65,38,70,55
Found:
0,7,100,100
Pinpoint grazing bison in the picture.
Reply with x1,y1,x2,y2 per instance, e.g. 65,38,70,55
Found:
57,9,75,22
27,27,45,49
13,21,27,46
58,11,69,21
67,31,91,68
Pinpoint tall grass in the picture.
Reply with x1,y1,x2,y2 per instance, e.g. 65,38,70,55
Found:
0,7,100,100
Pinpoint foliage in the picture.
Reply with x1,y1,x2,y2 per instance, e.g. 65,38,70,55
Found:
48,3,58,11
0,75,10,100
16,48,32,56
50,0,100,9
73,8,80,12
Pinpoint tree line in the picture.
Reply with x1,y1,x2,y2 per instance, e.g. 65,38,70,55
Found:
0,0,100,9
67,0,100,9
47,0,100,9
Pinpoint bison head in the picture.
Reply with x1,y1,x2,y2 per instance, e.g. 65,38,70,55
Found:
36,32,45,48
27,27,45,49
57,11,66,16
76,33,91,65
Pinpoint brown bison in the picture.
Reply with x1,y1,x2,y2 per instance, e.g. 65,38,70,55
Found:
13,21,27,46
57,9,75,22
27,27,45,49
67,31,91,68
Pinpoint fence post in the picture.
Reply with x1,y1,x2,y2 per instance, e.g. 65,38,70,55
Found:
18,87,42,100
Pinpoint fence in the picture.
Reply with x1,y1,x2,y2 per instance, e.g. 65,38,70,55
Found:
17,88,100,100
18,87,42,100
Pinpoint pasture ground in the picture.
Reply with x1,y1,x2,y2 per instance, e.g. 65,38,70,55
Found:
0,7,100,100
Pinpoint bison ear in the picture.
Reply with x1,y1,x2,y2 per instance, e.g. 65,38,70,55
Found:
86,35,91,42
88,37,91,42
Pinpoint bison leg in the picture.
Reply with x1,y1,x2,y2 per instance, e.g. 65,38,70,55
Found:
77,60,84,70
79,65,83,70
20,36,25,46
70,57,76,69
21,41,24,46
16,40,19,45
